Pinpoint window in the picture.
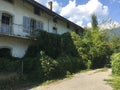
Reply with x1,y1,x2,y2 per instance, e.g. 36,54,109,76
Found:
34,7,40,15
67,23,70,28
53,27,57,34
2,13,12,25
30,19,36,31
1,13,12,34
23,16,44,33
23,16,31,33
0,48,11,57
36,21,43,30
53,17,57,23
75,28,79,34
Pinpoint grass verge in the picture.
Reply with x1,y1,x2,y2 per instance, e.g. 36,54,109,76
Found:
94,68,108,73
105,75,120,90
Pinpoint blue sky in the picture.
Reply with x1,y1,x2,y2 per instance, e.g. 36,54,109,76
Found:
35,0,120,27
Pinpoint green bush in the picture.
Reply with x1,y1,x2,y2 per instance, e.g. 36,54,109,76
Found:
61,32,79,57
23,57,44,82
79,30,112,69
37,31,61,58
111,53,120,75
0,58,21,73
40,51,58,79
0,73,20,90
57,55,85,75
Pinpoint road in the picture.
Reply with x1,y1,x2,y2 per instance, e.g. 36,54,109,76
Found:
31,69,112,90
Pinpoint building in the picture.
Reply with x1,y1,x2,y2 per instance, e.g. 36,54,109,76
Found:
0,0,83,58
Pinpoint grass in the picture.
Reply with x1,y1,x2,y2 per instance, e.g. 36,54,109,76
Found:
93,67,108,73
105,75,120,90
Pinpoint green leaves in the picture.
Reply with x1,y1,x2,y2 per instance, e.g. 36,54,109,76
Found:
111,53,120,75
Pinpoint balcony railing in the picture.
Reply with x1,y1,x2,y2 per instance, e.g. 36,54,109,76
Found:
0,24,12,35
0,23,37,39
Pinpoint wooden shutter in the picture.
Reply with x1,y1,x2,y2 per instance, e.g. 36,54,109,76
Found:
23,16,31,33
36,21,44,30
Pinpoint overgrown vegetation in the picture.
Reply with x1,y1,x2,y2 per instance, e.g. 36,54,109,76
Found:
0,14,120,89
108,53,120,90
111,53,120,75
111,76,120,90
23,28,112,83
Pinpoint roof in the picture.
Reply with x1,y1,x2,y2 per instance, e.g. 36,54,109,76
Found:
25,0,84,32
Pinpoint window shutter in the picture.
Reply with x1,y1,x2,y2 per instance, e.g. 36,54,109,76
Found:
36,21,44,30
23,16,31,33
36,21,40,30
41,22,43,30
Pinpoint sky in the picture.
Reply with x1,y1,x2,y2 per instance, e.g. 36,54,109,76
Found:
35,0,120,27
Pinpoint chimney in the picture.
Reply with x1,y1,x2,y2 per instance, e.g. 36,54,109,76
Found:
48,1,52,10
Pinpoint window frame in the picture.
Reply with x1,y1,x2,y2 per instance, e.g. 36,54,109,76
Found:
23,16,44,33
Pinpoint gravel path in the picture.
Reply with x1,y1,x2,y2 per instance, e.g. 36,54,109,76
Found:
31,69,112,90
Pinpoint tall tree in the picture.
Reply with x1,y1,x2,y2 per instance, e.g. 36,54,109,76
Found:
91,14,98,30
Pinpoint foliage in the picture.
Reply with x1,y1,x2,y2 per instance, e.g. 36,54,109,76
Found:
61,32,79,57
23,57,44,82
111,53,120,75
110,36,120,53
112,76,120,90
40,51,58,79
91,14,98,29
0,73,20,90
36,31,61,58
105,75,120,90
57,55,85,76
78,30,112,69
0,58,21,73
23,28,113,82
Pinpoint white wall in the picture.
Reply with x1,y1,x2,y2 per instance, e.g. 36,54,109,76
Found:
0,0,74,35
0,36,31,58
0,0,76,58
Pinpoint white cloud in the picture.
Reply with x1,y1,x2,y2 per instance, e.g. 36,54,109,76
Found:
35,0,109,26
35,0,47,5
87,22,92,28
60,0,109,26
35,0,61,12
99,18,120,29
51,1,62,12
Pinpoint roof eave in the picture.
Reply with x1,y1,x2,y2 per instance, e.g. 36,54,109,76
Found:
25,0,84,32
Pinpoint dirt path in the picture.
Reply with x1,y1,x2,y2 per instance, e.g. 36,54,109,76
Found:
31,69,112,90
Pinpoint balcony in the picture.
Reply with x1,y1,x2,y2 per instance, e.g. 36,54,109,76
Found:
0,23,36,39
0,24,12,35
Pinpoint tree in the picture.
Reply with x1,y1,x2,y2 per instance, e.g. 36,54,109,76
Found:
91,14,98,30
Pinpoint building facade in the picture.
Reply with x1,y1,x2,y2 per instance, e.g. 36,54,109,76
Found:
0,0,83,58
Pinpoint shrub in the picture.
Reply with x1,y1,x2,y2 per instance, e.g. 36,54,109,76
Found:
57,55,85,75
0,58,21,73
61,32,79,57
40,51,58,79
111,53,120,75
79,30,112,69
23,57,44,82
0,73,20,90
37,31,61,58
